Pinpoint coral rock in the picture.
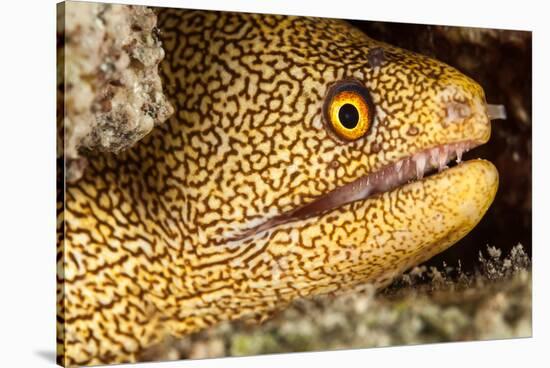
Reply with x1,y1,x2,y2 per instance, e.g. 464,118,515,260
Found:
57,2,174,182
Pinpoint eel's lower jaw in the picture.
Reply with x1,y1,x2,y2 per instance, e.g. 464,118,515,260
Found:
233,140,484,241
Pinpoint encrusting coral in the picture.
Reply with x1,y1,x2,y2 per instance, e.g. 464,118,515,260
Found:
57,2,173,181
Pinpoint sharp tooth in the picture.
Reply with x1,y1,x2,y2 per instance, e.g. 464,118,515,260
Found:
395,160,403,172
430,149,439,168
415,154,426,179
438,146,448,171
398,160,405,181
456,146,463,163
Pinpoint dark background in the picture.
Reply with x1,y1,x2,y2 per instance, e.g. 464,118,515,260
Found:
348,20,532,271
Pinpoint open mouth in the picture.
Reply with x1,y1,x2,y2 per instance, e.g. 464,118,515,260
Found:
233,140,483,241
231,103,505,242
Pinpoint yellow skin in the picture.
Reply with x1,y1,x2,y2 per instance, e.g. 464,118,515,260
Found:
57,8,498,367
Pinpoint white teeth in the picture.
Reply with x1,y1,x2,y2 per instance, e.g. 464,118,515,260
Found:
430,149,439,168
456,146,464,163
415,153,427,179
438,146,449,171
395,160,403,173
398,161,405,181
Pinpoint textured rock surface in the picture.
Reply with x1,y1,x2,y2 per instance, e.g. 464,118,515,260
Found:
57,2,173,181
141,245,531,361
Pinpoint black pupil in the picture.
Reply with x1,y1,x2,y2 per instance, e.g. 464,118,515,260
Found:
338,103,359,129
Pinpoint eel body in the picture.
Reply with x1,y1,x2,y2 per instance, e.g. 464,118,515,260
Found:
58,7,498,366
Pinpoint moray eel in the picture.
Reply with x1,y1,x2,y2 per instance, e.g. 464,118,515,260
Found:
57,8,500,366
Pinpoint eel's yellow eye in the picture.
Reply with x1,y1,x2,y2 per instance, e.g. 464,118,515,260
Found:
323,80,374,141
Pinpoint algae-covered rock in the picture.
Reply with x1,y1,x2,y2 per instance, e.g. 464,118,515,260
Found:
141,245,531,361
57,2,174,182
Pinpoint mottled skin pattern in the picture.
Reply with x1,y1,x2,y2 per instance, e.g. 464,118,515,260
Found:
57,8,498,367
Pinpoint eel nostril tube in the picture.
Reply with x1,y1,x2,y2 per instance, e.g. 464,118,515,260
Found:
487,104,507,120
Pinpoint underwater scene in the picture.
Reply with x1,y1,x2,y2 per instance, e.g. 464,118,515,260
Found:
57,2,531,366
